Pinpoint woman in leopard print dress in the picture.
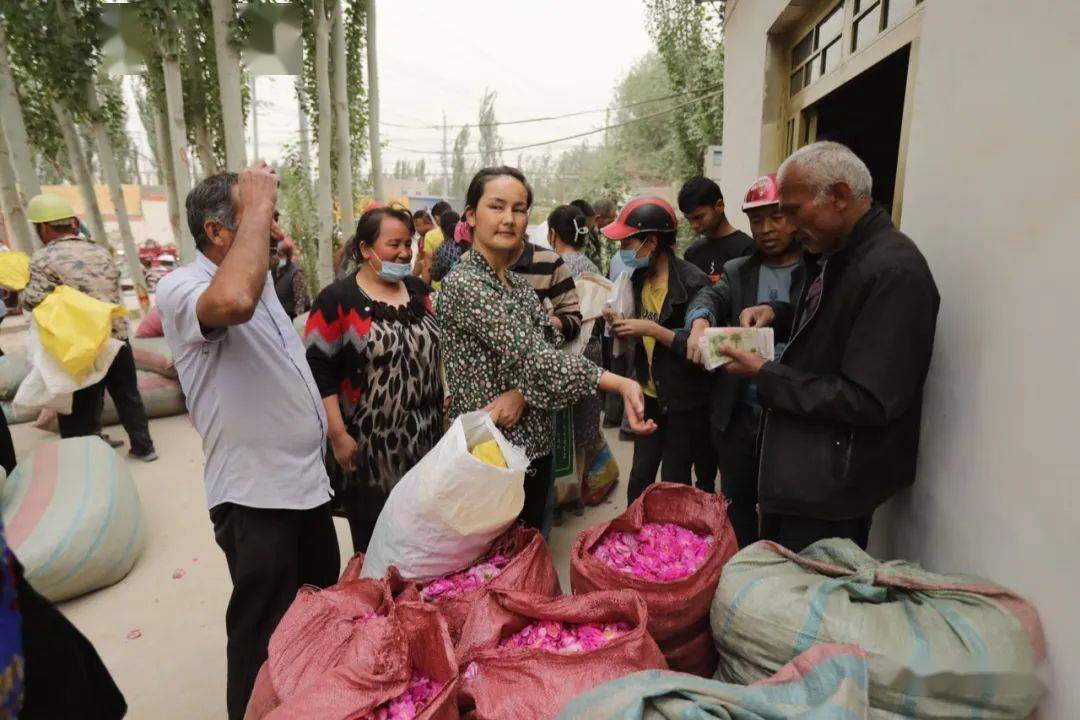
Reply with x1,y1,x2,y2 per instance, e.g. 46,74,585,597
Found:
305,207,443,553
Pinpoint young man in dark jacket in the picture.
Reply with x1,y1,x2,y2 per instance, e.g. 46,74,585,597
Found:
684,174,806,546
605,197,715,502
679,176,754,283
720,142,940,552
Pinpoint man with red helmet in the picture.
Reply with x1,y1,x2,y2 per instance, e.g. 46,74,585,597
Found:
717,142,939,553
684,174,805,546
605,196,717,503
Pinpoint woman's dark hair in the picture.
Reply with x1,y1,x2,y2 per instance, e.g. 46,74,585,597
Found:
547,205,590,249
464,166,534,213
430,200,452,219
642,231,677,253
349,206,414,264
438,210,460,241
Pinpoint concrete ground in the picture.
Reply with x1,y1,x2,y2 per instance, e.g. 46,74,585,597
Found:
9,411,633,720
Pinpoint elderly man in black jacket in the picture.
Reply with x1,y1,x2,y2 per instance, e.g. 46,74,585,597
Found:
720,141,940,552
684,173,806,547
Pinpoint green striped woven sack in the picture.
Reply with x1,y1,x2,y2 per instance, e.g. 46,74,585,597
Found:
711,539,1046,720
0,437,145,602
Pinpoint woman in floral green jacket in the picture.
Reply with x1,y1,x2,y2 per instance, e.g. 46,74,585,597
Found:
437,167,655,535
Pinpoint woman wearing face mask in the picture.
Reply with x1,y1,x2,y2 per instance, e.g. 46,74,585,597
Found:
438,167,655,537
547,204,622,516
606,197,717,504
305,207,443,553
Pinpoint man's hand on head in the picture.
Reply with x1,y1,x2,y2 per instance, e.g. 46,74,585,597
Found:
238,161,279,214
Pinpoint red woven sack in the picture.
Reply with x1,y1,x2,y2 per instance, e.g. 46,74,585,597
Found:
245,584,458,719
339,553,415,599
412,525,560,643
456,589,667,720
569,482,738,677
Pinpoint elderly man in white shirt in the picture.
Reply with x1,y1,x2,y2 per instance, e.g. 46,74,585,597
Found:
156,162,339,720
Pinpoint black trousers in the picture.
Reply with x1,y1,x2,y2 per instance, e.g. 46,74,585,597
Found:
519,454,553,532
16,558,127,719
627,396,714,504
0,405,15,476
57,343,154,455
760,513,873,553
713,403,762,548
603,347,627,426
209,502,340,720
334,481,382,556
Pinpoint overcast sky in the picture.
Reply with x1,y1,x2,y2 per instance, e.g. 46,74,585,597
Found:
126,0,655,181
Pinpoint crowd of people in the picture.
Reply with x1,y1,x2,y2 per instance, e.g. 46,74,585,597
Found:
1,139,939,718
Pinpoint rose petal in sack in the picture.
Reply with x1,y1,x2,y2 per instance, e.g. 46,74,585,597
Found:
419,554,510,602
360,671,444,720
592,522,714,582
499,620,632,654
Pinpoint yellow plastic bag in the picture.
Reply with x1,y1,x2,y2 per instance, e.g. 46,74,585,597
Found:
0,252,30,291
32,286,127,382
470,439,507,468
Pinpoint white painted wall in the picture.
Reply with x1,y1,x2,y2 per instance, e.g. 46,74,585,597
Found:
721,0,787,225
724,2,1080,717
880,3,1080,717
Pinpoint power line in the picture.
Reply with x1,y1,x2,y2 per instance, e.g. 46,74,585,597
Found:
386,87,724,156
380,84,722,131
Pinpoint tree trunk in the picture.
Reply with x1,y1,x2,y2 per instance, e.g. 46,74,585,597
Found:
0,23,41,210
153,104,183,248
52,102,108,245
160,48,196,263
331,0,355,239
0,122,35,253
193,118,216,178
183,24,218,179
209,0,247,170
298,95,312,181
87,82,149,311
315,0,334,288
366,0,383,200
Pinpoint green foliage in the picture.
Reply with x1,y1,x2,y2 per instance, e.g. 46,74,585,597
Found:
298,0,367,189
1,0,133,180
0,0,101,114
643,0,725,178
180,1,226,172
450,124,470,198
477,89,502,167
275,142,321,295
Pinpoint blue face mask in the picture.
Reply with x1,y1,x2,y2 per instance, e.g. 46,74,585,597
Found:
374,257,412,283
619,243,651,270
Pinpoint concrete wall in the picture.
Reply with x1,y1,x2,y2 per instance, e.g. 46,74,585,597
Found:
880,3,1080,717
721,0,788,228
724,1,1080,717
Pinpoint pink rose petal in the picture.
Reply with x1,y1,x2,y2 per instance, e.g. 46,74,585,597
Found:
499,620,632,654
172,568,186,579
419,554,511,602
359,671,444,720
592,522,713,582
126,628,142,640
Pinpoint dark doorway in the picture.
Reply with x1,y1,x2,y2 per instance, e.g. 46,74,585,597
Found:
812,44,909,213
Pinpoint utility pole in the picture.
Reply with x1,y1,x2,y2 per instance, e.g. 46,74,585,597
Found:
366,0,383,199
250,76,259,160
441,110,449,198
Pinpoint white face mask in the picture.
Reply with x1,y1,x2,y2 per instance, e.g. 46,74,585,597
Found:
277,258,287,269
